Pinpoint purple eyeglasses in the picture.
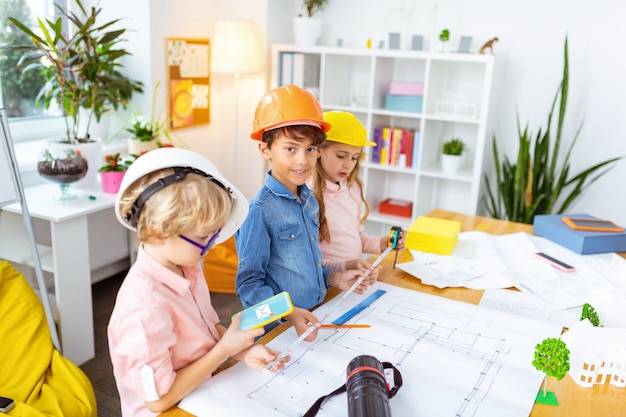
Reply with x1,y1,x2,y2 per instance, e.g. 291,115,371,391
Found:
179,228,221,256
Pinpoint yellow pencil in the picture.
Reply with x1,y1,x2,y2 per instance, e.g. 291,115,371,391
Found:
320,324,371,329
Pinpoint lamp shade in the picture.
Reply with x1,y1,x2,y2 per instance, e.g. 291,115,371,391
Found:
211,20,262,74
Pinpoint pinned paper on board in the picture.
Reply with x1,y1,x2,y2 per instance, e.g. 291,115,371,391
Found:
166,38,210,129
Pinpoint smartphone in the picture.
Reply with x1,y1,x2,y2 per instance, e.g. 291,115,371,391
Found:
0,396,15,413
535,252,575,272
562,217,624,233
233,292,294,330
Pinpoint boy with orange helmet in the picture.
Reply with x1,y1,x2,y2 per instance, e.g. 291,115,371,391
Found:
236,85,376,341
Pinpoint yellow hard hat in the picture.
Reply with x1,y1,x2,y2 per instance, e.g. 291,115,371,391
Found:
323,111,375,147
250,84,331,140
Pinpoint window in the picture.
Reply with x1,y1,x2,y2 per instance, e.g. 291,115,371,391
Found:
0,0,66,141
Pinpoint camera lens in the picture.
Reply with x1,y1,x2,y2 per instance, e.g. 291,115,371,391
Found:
346,355,392,417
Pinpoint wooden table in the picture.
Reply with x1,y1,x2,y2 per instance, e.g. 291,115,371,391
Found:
162,209,625,417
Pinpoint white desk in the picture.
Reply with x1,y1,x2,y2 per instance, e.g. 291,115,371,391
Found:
0,183,130,365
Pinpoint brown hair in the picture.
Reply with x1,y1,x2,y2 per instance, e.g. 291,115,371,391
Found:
313,141,370,243
261,125,327,148
118,168,233,242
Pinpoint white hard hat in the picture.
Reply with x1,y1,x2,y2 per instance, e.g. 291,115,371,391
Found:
115,148,248,244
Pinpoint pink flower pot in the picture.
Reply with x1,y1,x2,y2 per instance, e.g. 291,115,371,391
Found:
100,171,126,194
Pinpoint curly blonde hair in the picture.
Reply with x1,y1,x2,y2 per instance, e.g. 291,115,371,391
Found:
118,168,233,243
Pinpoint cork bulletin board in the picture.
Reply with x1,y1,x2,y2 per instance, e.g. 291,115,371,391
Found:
166,38,211,129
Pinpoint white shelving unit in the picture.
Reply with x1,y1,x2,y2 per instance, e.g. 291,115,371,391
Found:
271,44,495,235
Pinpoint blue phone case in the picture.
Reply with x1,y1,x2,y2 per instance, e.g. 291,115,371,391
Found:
233,292,294,330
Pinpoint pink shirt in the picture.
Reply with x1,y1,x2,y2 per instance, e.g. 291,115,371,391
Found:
108,245,222,417
317,179,381,271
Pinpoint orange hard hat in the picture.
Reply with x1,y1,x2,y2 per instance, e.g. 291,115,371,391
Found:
250,84,331,140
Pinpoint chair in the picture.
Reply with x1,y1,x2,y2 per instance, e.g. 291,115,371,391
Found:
203,235,238,293
0,261,97,416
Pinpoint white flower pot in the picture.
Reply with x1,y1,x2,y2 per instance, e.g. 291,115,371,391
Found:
128,138,158,155
441,154,463,174
293,17,322,46
75,139,102,186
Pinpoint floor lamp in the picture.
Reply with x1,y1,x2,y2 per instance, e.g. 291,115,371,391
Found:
211,20,262,188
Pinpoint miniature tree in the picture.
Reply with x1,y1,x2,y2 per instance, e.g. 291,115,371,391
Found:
532,337,570,404
439,29,450,42
580,303,600,327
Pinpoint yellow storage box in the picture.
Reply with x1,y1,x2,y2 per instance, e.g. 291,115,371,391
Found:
406,216,461,255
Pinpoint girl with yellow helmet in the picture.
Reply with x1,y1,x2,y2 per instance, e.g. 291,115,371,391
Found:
310,111,406,272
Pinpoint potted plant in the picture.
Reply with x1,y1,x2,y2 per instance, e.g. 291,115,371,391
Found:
293,0,329,46
483,38,623,224
439,28,450,52
8,0,143,186
98,153,131,193
123,81,175,154
9,0,143,143
441,137,466,174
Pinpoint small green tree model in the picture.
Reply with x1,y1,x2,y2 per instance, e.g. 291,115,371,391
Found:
532,338,570,399
439,29,450,42
580,303,600,327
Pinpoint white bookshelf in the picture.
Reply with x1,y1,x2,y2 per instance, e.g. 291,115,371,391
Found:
271,44,495,235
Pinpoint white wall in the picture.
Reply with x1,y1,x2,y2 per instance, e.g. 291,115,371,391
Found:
313,0,626,224
103,0,626,224
101,0,268,199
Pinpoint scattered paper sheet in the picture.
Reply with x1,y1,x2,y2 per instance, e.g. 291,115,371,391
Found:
399,231,624,311
179,282,561,417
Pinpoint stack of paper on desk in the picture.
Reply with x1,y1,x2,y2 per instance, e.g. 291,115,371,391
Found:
398,231,626,312
405,216,460,255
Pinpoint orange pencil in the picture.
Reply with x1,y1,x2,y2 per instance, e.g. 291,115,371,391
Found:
320,324,371,329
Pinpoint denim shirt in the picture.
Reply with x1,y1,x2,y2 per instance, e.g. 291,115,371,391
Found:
235,171,331,318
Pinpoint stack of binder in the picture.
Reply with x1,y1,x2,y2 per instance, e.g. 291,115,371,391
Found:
406,216,461,255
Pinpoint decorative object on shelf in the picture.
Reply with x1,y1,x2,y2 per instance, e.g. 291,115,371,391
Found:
293,0,328,46
98,153,130,194
411,35,424,51
479,37,499,54
441,137,466,174
37,141,88,200
388,32,400,49
438,28,450,52
483,37,623,224
458,36,473,53
8,0,143,144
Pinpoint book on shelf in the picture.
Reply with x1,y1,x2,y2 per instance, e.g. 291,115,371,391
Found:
370,126,419,169
280,52,304,87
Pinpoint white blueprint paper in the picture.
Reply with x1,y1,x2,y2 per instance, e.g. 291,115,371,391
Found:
179,282,561,417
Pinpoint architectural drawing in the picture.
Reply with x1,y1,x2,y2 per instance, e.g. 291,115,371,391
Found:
180,282,561,417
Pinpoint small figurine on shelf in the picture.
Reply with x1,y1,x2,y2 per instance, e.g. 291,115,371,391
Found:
479,37,499,54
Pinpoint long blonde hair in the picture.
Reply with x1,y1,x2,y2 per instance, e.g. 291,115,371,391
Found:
313,142,370,243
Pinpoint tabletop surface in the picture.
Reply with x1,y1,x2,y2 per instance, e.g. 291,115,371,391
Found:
161,209,626,417
2,183,116,222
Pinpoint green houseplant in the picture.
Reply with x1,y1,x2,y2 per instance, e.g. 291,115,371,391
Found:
443,137,466,155
483,38,623,224
8,0,143,143
441,137,466,174
303,0,328,17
